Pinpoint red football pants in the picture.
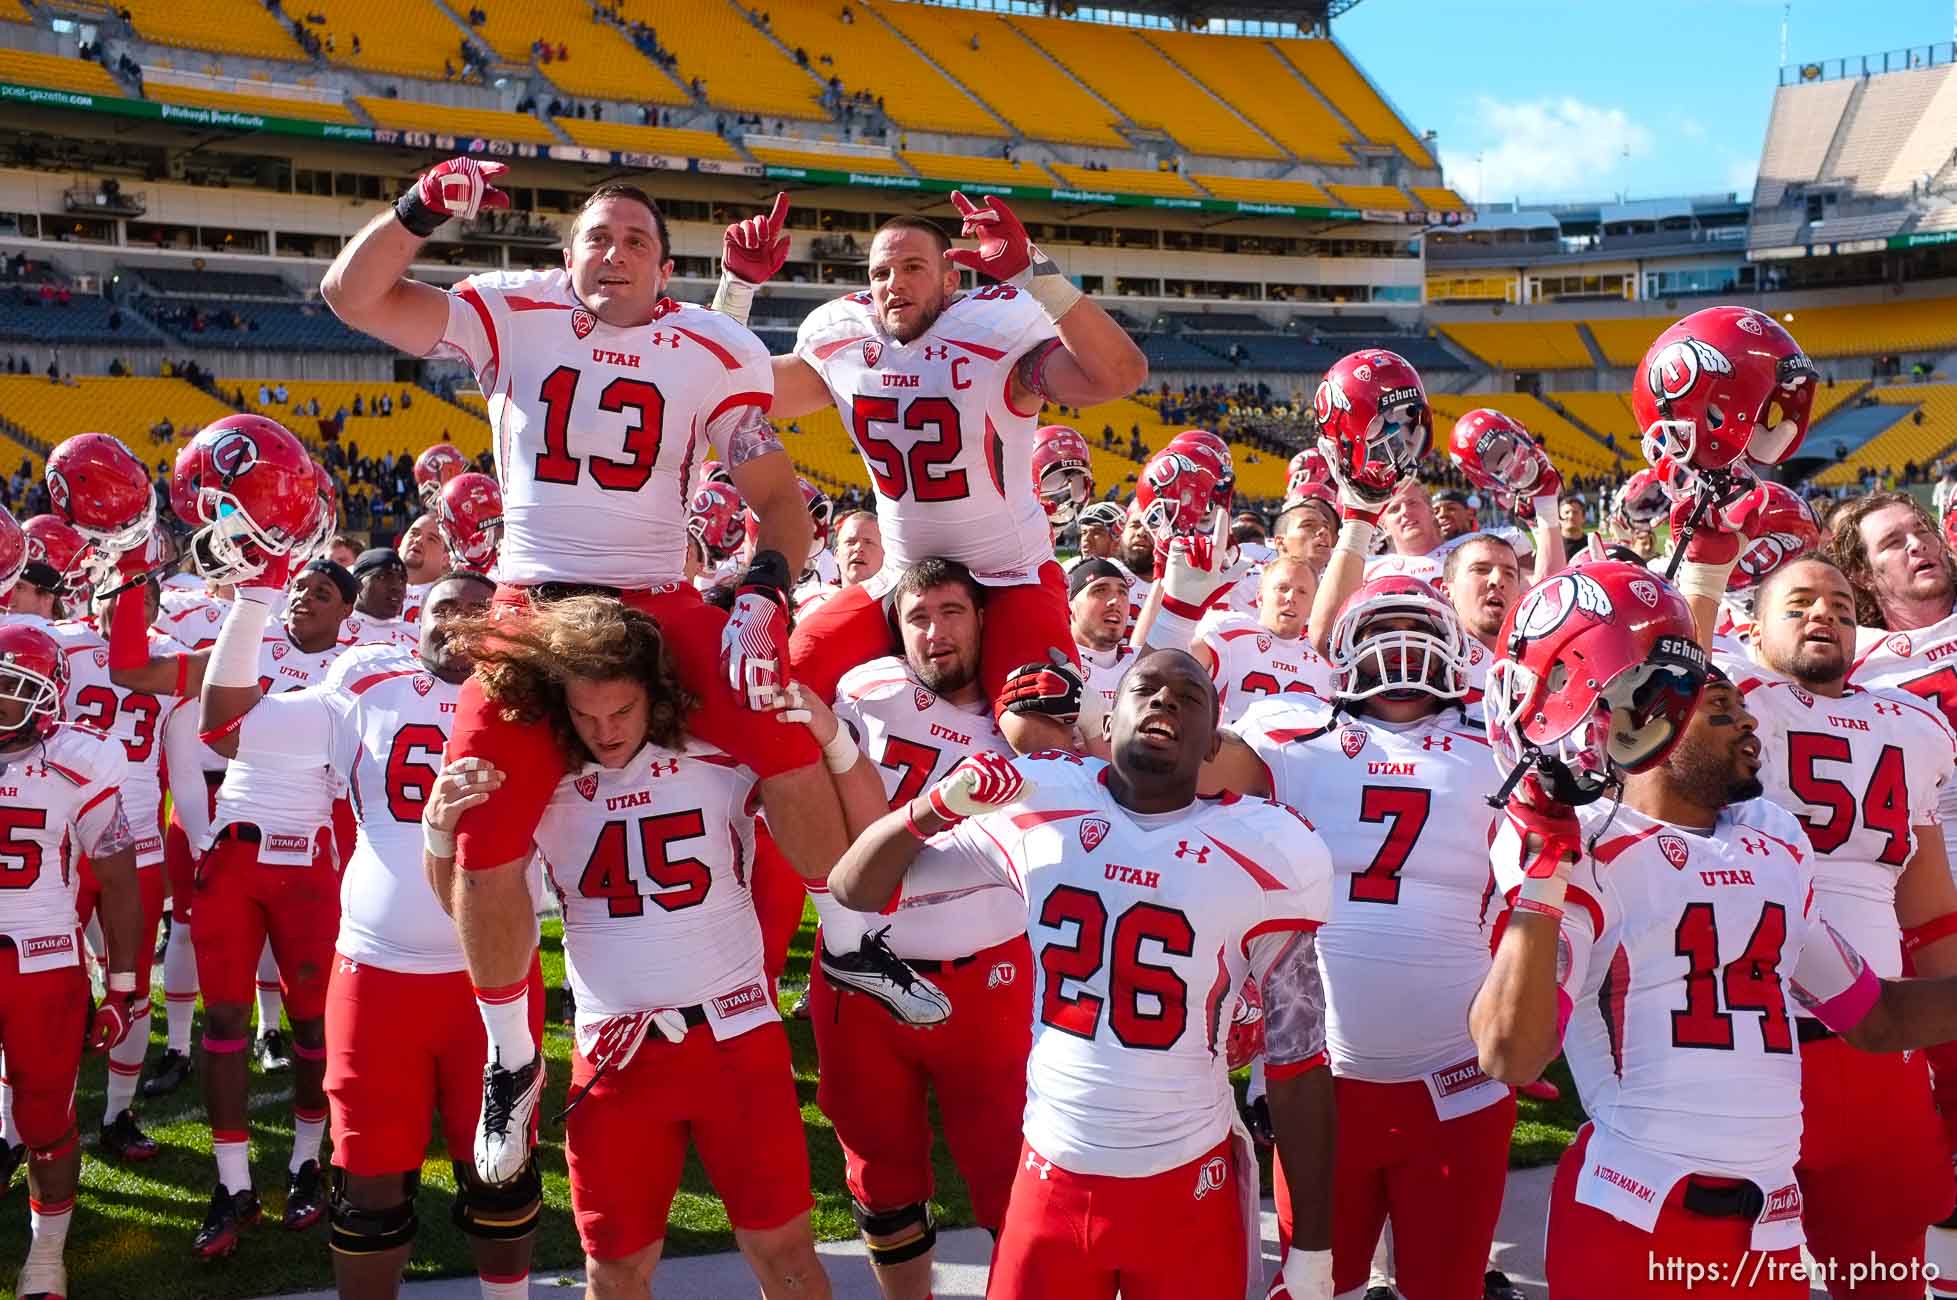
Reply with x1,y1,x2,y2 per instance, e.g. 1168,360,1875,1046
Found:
788,562,1077,718
449,583,820,872
74,857,167,1000
0,946,87,1149
1797,1032,1953,1298
811,934,1032,1231
1274,1076,1516,1298
190,830,340,1021
1545,1124,1804,1299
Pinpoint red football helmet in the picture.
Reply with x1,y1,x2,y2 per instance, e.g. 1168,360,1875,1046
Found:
1328,575,1471,703
703,460,734,487
1032,425,1094,526
687,481,746,559
1727,482,1821,592
413,443,468,507
46,432,155,558
1168,429,1234,510
0,505,23,600
295,461,338,567
0,622,66,744
22,515,91,603
798,477,834,536
1133,449,1219,542
438,472,503,572
1610,466,1671,533
1634,306,1817,473
1287,446,1332,498
1313,350,1431,498
171,414,321,582
1224,978,1265,1072
1945,504,1957,558
1485,561,1709,805
1449,409,1561,506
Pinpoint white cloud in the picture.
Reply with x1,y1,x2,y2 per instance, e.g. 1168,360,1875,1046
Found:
1438,96,1655,204
1723,155,1759,196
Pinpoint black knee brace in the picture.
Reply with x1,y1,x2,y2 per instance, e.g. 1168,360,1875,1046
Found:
450,1157,542,1241
853,1198,936,1267
327,1169,420,1256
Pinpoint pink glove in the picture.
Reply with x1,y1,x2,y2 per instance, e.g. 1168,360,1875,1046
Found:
723,192,790,285
925,752,1028,824
395,158,510,237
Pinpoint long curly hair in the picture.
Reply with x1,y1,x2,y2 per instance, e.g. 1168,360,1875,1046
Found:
1822,491,1957,630
448,594,695,767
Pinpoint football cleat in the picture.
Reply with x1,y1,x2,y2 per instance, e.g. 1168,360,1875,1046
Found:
256,1029,291,1074
100,1108,160,1162
819,929,951,1026
1485,1269,1528,1300
16,1257,65,1300
282,1159,324,1231
474,1052,544,1187
192,1183,262,1260
140,1048,193,1099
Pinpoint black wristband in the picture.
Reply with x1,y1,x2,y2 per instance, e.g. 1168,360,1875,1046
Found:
739,549,793,599
393,188,446,239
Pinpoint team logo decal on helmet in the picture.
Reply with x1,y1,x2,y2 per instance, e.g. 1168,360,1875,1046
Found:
46,469,69,514
1512,572,1613,642
1314,377,1351,422
1629,579,1660,608
1647,338,1732,405
209,430,259,482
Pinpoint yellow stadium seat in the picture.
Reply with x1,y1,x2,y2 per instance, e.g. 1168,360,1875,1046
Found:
231,381,493,465
1008,14,1282,159
148,81,357,125
901,152,1056,187
763,0,1004,138
1428,393,1625,478
1813,384,1957,487
618,0,824,119
746,144,908,175
0,2,28,20
1142,29,1354,164
0,47,123,97
1438,321,1593,371
1548,391,1640,449
117,0,303,61
299,1,482,80
1193,175,1335,207
1411,186,1471,212
1585,300,1957,367
555,118,738,159
0,378,239,472
874,5,1125,148
466,1,690,106
1050,163,1199,199
776,406,870,492
1583,317,1666,368
1273,39,1434,167
354,96,558,145
1327,183,1413,212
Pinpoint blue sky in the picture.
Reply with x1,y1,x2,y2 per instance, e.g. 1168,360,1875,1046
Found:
1332,0,1953,205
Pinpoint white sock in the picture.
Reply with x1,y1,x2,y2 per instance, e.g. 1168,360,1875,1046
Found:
290,1107,327,1174
22,1195,73,1289
474,982,536,1070
0,1059,16,1147
1928,1225,1957,1295
807,881,868,953
103,1005,150,1122
214,1133,251,1192
255,944,283,1034
1245,1057,1266,1106
480,1273,530,1299
165,915,198,1054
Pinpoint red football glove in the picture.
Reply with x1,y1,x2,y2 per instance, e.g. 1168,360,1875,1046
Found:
925,752,1029,823
998,648,1084,726
87,990,141,1053
1505,771,1583,884
721,584,790,711
395,158,510,237
946,190,1035,281
1323,441,1399,526
1668,487,1747,566
723,192,791,286
1155,518,1237,617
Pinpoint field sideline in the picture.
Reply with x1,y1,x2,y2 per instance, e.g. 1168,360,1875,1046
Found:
0,909,1584,1299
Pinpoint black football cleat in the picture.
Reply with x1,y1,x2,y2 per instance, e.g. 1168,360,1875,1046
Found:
100,1109,161,1162
192,1183,262,1259
256,1029,292,1073
282,1159,324,1231
139,1048,193,1099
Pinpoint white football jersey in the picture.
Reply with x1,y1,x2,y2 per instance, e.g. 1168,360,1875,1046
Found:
157,591,229,651
207,635,348,864
796,288,1058,593
533,740,776,1043
1724,659,1953,979
1238,697,1503,1113
1195,611,1331,727
1075,640,1134,743
438,268,775,588
1363,551,1442,584
0,724,129,970
936,751,1333,1178
338,614,419,651
400,581,434,625
832,657,1021,961
61,625,184,868
1850,611,1957,861
1489,800,1865,1249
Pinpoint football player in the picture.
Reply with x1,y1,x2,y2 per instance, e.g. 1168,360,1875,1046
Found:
1191,558,1332,727
1068,557,1133,748
340,548,420,649
715,191,1147,755
834,509,885,589
1436,533,1520,698
830,648,1337,1300
322,164,852,1189
396,514,446,623
424,595,833,1300
1271,487,1338,579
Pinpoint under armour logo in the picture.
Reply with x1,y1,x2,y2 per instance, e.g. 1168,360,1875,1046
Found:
1025,1152,1051,1180
923,344,949,362
647,758,681,778
1421,733,1453,751
337,957,359,974
1175,841,1210,863
1872,700,1904,716
1740,835,1769,857
646,331,683,349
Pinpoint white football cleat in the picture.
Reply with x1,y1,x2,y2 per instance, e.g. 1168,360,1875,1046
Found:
473,1051,543,1187
820,929,952,1026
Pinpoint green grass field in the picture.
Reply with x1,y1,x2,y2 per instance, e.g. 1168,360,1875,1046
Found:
0,910,1585,1299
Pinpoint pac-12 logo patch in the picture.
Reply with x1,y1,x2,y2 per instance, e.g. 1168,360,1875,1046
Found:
574,774,599,801
1340,727,1367,759
571,308,596,340
1657,833,1690,870
862,340,883,369
913,686,934,712
1079,816,1110,853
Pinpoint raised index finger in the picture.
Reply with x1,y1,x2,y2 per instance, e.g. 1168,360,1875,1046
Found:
764,191,790,234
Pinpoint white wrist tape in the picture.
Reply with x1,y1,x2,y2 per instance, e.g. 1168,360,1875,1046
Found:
712,272,756,326
1332,519,1377,560
423,820,456,860
1673,559,1737,604
1023,269,1084,323
1140,603,1200,653
1518,872,1569,919
1280,1247,1333,1298
108,971,136,994
205,592,280,689
821,727,860,774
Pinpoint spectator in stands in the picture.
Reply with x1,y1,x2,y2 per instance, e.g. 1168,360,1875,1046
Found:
108,358,126,377
352,394,364,417
840,2,853,21
351,33,361,54
45,360,58,383
274,383,288,404
399,389,412,410
1558,497,1588,548
258,383,271,406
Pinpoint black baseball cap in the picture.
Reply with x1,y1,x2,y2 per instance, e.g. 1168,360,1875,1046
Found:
350,547,406,578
